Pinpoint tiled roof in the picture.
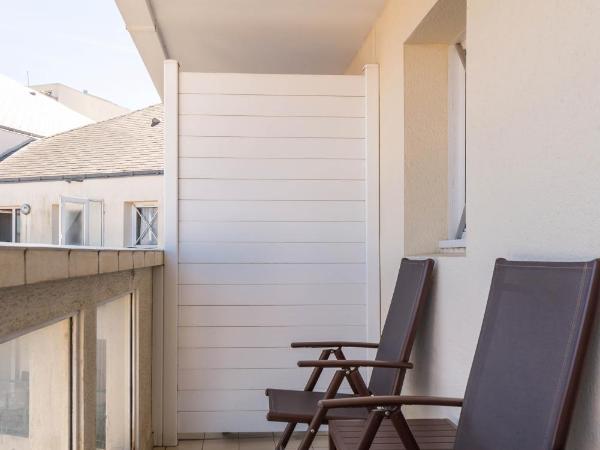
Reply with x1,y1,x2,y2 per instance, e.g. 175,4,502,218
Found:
0,104,163,182
0,74,92,137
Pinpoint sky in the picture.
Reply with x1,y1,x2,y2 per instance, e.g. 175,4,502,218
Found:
0,0,160,110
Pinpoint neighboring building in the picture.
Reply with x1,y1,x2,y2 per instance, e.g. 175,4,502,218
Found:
32,83,130,122
0,74,92,160
0,104,163,247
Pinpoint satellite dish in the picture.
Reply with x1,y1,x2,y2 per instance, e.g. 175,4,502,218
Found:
21,204,31,215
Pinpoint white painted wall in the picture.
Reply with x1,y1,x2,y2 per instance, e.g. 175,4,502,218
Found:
167,71,379,434
32,83,130,122
347,0,600,447
0,176,163,247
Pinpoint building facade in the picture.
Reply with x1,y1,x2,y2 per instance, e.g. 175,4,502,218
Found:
0,105,163,248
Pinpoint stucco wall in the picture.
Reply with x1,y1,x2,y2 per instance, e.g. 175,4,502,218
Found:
0,175,162,247
348,0,600,447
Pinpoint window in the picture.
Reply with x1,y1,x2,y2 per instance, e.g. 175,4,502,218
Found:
59,197,103,246
442,38,467,249
403,2,467,255
96,295,132,449
0,319,71,449
129,203,158,247
0,208,21,243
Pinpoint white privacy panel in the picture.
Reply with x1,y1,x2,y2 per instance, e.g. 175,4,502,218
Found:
173,71,375,434
179,200,365,222
179,136,365,159
178,325,365,347
179,284,366,306
179,94,365,117
179,158,365,180
179,221,366,243
179,179,365,201
179,242,366,264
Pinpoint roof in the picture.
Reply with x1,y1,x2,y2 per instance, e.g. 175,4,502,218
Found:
0,104,163,183
0,74,92,137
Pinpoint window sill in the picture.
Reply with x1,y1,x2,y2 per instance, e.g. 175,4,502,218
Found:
439,238,466,249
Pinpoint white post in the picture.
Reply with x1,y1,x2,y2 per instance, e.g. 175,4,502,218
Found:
364,64,381,356
162,59,179,446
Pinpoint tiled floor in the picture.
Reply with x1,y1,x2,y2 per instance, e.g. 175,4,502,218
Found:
155,432,329,450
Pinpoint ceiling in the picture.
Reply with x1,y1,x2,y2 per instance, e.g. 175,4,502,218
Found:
116,0,386,94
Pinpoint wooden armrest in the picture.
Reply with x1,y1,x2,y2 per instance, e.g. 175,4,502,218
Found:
291,341,379,349
297,360,413,369
318,395,463,409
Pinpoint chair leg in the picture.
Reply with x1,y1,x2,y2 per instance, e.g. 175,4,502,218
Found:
390,410,420,450
276,422,296,449
329,432,338,450
276,349,334,449
356,410,385,450
298,370,346,450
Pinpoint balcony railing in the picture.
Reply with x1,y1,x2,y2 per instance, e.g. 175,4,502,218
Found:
0,244,163,450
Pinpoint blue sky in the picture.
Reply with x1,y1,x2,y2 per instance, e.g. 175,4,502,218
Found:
0,0,160,110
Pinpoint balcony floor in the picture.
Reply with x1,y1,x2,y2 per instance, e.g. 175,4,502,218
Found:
157,432,329,450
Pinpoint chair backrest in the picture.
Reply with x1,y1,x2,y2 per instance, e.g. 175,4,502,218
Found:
368,258,435,396
455,259,600,450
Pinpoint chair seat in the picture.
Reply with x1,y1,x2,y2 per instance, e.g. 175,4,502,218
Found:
266,389,368,423
329,418,457,450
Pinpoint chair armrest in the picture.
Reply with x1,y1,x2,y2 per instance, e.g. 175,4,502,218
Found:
297,360,413,369
318,395,463,409
291,341,379,349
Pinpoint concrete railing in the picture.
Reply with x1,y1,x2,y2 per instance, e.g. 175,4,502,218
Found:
0,244,164,450
0,244,163,288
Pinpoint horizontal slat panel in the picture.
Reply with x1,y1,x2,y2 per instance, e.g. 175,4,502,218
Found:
178,389,268,412
179,368,348,391
179,94,365,117
179,200,365,222
179,221,366,243
179,137,365,159
179,263,366,285
178,347,367,369
179,158,365,180
179,284,366,306
179,116,364,139
179,180,365,201
179,73,364,96
178,388,351,412
179,243,365,264
178,325,365,348
178,411,287,433
178,305,365,327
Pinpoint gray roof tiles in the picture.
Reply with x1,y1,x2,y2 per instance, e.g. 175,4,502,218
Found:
0,104,163,182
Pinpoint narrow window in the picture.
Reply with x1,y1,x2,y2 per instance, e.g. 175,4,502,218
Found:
96,295,133,449
445,38,467,246
131,204,158,247
0,319,71,449
0,208,21,243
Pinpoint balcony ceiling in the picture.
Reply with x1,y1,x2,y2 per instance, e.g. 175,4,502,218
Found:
116,0,386,94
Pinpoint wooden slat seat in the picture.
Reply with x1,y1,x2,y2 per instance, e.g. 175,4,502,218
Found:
329,419,456,450
266,389,367,423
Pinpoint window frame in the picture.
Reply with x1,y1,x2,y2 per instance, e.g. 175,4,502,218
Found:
59,196,104,247
0,206,21,243
129,202,158,248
